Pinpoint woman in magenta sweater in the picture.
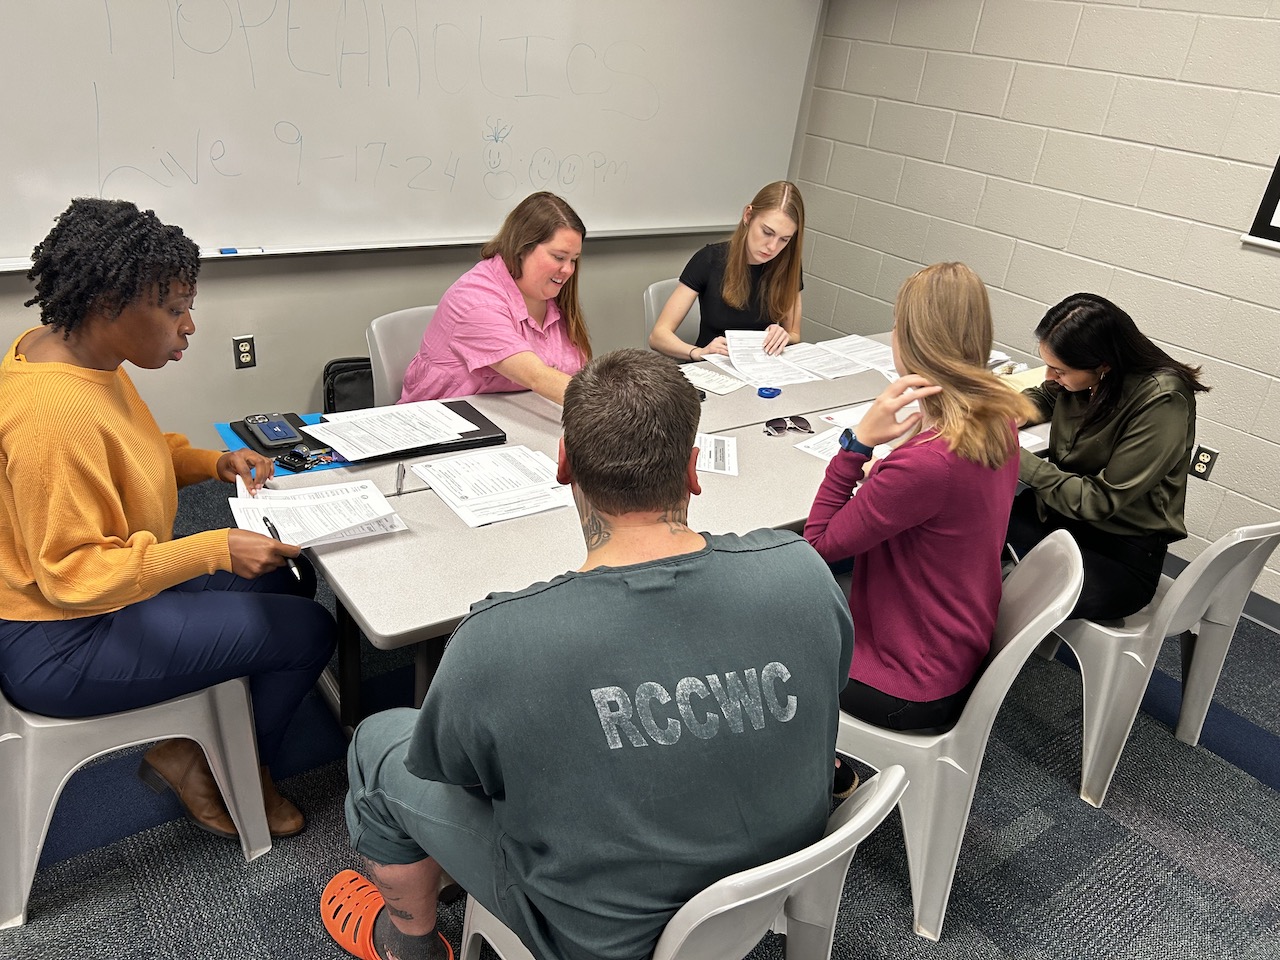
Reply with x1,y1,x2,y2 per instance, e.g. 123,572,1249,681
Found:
805,262,1036,734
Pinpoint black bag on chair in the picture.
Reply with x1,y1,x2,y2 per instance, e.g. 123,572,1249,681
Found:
322,357,374,413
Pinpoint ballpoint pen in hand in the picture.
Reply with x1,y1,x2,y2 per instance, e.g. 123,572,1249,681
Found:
262,516,302,580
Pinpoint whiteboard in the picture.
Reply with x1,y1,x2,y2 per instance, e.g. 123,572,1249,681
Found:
0,0,820,264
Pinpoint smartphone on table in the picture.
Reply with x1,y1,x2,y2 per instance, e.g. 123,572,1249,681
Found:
244,413,301,449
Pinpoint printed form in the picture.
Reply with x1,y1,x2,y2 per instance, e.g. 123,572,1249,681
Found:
412,445,573,528
231,478,403,546
695,433,738,475
724,331,821,386
302,401,478,461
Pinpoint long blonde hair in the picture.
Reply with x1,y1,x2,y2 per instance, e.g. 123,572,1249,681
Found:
722,181,804,324
894,263,1036,468
481,191,592,362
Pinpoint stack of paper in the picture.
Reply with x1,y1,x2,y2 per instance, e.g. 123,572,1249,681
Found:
231,478,406,546
301,400,480,461
697,331,901,386
412,445,573,528
813,334,898,376
680,363,748,395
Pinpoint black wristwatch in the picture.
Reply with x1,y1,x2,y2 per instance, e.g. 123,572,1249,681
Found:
839,428,874,457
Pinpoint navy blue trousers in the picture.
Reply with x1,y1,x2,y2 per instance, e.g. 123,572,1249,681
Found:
0,560,336,766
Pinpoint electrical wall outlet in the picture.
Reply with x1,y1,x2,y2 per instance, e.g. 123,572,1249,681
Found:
1191,445,1218,480
233,334,256,369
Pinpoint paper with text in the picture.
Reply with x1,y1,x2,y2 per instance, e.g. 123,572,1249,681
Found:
232,478,401,546
815,334,898,375
725,330,820,386
411,445,573,528
781,342,872,379
695,433,738,475
301,401,476,461
681,363,749,395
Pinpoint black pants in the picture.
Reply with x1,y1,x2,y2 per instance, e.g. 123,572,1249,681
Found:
839,677,973,733
1005,490,1166,622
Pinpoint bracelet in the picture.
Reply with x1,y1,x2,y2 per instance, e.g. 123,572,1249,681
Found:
688,346,698,361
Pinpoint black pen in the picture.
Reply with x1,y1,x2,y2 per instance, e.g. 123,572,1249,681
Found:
262,516,302,580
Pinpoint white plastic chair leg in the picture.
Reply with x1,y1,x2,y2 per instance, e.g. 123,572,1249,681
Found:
1175,620,1233,746
1061,630,1163,807
781,858,850,959
200,681,272,861
895,770,969,941
460,896,535,960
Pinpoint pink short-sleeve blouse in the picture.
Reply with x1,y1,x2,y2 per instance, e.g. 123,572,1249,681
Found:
399,256,586,402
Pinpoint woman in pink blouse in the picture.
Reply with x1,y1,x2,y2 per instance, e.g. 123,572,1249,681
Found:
400,192,593,405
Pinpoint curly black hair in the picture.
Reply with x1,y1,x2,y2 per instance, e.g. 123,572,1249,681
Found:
25,198,201,335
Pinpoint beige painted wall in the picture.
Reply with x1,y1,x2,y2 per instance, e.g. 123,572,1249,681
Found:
0,232,720,451
797,0,1280,601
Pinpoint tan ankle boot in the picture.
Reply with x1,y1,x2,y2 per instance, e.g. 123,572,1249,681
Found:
138,739,238,839
260,767,305,837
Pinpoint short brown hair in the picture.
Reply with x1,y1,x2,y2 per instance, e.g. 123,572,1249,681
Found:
562,349,700,515
481,191,592,362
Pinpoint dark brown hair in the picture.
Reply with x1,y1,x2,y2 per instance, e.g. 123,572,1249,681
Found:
561,349,700,515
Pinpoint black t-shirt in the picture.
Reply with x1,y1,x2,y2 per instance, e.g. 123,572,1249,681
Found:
678,242,802,347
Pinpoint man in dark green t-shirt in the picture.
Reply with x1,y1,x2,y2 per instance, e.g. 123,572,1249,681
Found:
325,349,854,960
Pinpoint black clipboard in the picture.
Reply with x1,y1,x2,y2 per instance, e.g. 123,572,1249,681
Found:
370,399,507,460
229,401,507,461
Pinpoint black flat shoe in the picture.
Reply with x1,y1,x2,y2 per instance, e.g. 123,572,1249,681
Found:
833,757,860,800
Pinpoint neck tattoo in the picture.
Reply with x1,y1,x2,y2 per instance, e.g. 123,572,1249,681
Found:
582,509,611,550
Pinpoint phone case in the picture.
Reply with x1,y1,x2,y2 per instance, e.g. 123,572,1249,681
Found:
245,413,301,448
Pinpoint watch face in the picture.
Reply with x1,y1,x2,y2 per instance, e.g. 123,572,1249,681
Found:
839,428,856,451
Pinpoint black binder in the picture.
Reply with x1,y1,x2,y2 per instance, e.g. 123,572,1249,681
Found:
229,400,506,461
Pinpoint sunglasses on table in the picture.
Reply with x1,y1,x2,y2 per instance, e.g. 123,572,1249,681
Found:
763,416,813,436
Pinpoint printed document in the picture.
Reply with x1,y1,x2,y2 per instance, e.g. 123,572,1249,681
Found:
301,401,477,461
231,478,402,546
814,334,898,375
780,342,871,379
411,445,572,528
681,363,749,395
695,433,738,475
725,330,820,386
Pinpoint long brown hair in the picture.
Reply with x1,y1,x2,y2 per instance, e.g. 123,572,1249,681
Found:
481,191,592,362
894,262,1036,469
721,181,804,325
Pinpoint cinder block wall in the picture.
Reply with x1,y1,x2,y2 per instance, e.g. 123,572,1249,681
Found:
798,0,1280,601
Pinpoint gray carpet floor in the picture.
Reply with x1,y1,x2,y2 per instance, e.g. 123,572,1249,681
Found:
4,652,1278,960
4,479,1277,959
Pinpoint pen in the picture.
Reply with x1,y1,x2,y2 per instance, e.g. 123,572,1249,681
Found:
218,247,266,255
394,461,406,497
262,516,302,580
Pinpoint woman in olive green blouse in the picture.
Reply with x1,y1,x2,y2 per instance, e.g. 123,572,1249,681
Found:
1007,293,1209,621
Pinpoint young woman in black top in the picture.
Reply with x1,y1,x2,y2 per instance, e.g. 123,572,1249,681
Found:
649,180,805,360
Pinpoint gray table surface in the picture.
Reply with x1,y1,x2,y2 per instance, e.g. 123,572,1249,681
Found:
271,373,887,649
271,348,1047,652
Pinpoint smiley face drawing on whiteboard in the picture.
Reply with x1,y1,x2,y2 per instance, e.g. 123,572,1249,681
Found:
482,118,517,200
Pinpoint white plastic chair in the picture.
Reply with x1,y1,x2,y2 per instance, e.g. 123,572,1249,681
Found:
836,530,1084,941
366,305,437,406
643,278,701,355
0,677,271,928
1050,519,1280,808
459,766,909,960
